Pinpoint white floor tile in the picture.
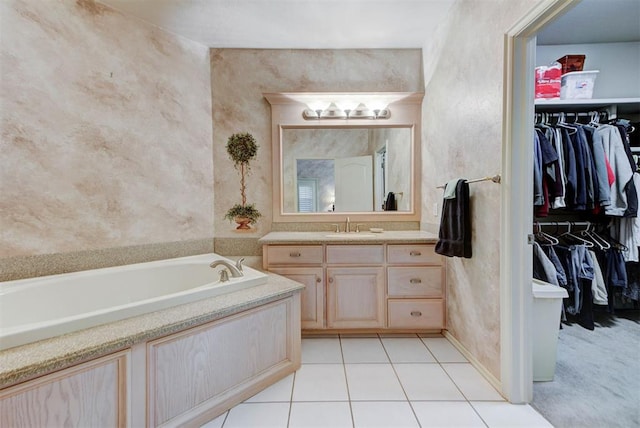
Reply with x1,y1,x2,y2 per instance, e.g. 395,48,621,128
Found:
394,364,465,400
471,402,553,427
351,401,419,428
223,403,290,428
292,364,349,401
345,364,406,401
245,374,294,403
421,337,468,362
442,363,504,401
341,338,389,363
200,411,227,428
381,338,437,363
411,401,486,428
288,402,353,428
302,338,343,363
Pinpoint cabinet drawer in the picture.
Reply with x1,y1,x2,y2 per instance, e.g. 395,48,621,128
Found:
387,299,444,329
387,244,441,265
388,267,443,297
326,245,384,265
266,245,323,265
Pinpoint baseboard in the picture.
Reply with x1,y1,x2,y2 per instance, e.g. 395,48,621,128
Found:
442,330,505,399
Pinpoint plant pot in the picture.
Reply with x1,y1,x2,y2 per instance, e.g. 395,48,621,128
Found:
234,216,252,230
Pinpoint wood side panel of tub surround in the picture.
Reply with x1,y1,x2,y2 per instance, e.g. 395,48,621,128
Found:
0,350,129,428
147,296,301,427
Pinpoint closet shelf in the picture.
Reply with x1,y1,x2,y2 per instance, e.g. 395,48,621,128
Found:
535,97,640,114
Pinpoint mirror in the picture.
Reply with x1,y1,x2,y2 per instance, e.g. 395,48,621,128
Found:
265,92,423,222
283,127,412,213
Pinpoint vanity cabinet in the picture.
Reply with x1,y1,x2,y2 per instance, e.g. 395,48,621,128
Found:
263,240,445,332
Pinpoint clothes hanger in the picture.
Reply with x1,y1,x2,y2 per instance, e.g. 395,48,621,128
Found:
534,222,559,246
578,223,610,251
560,223,594,248
556,112,578,135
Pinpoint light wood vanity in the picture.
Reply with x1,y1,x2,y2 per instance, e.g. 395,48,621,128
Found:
260,231,445,333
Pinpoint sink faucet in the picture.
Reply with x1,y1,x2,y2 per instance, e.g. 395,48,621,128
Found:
209,258,244,278
345,216,350,233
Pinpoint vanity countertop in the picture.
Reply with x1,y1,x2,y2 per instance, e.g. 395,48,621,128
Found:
0,274,304,389
258,230,438,245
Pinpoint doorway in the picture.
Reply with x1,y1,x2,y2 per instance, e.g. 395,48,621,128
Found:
500,0,578,404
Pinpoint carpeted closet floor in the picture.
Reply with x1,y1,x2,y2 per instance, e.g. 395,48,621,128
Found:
532,308,640,428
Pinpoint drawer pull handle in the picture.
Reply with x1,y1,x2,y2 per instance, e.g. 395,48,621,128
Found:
410,311,422,317
410,278,422,284
410,251,422,256
289,252,301,257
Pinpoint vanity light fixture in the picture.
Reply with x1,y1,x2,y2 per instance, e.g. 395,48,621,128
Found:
302,101,390,120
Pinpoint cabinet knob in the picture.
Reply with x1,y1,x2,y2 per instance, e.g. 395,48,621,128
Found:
409,251,422,256
328,277,334,283
316,276,322,283
289,252,301,257
410,311,422,317
409,278,422,284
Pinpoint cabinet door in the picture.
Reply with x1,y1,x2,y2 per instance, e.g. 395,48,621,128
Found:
270,267,324,329
0,351,128,428
326,267,385,328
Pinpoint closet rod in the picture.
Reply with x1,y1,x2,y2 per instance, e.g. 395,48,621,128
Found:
436,174,501,189
536,112,594,118
535,221,592,227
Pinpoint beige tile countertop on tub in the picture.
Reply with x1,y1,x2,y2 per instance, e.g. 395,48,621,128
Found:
258,230,438,245
0,273,304,389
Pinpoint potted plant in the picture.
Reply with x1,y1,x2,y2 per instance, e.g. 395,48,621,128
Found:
224,132,262,230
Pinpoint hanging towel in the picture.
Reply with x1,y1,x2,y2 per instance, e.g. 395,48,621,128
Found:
384,192,397,211
443,179,458,199
435,179,472,258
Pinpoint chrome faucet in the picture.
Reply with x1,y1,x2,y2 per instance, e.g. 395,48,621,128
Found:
345,216,351,233
209,258,244,278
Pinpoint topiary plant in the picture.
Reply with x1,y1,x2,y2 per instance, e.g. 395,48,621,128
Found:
224,133,261,229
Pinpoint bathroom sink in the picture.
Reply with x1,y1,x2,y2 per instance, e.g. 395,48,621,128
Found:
324,233,376,238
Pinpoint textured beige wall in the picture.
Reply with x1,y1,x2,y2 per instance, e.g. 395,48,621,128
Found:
211,49,423,238
1,0,213,260
420,0,540,380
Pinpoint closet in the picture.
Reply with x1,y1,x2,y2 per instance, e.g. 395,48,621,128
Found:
533,17,640,330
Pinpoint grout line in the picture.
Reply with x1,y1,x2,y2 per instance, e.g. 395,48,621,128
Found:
286,371,296,428
417,336,440,362
338,335,356,428
380,336,423,428
218,410,229,428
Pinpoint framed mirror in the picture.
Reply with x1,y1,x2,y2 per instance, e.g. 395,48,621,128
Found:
265,92,423,222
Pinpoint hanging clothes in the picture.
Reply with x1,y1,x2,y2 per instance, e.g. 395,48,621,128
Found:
532,115,638,216
594,125,634,216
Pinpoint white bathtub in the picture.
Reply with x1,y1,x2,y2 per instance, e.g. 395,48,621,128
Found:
0,254,268,351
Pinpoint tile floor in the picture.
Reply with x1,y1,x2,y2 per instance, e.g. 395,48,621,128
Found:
201,334,552,428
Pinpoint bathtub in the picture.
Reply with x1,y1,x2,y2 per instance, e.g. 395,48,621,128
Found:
0,254,268,351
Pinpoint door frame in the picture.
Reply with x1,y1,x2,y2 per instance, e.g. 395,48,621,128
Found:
500,0,579,403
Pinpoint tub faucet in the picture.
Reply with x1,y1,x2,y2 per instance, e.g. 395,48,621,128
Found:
209,259,244,278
